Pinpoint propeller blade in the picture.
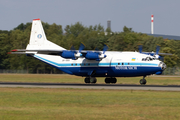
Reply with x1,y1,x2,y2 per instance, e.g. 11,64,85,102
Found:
79,43,85,53
94,47,99,51
138,45,143,53
159,56,164,61
103,44,108,54
70,45,76,51
156,45,160,55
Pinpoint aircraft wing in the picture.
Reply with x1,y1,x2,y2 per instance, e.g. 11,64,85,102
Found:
9,44,107,61
8,49,90,56
158,53,173,55
8,49,64,55
142,52,172,56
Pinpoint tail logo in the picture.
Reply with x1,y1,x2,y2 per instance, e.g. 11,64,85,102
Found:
37,34,42,39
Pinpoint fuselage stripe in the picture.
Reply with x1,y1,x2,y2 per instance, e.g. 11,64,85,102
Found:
34,55,159,67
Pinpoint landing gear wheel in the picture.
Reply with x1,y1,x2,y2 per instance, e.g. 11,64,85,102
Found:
105,78,111,84
84,77,90,83
105,78,117,84
84,77,97,84
90,77,97,84
140,79,147,85
111,78,117,84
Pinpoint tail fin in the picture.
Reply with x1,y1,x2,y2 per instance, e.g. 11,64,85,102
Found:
26,18,65,50
29,18,47,45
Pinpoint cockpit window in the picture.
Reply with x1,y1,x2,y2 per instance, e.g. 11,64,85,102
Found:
142,57,155,61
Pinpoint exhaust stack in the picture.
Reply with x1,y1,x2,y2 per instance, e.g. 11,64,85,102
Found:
151,14,154,34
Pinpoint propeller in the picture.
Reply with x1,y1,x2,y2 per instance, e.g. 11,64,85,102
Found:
155,45,160,55
78,43,85,53
138,45,162,59
103,44,108,54
152,45,160,59
138,45,143,53
70,45,76,51
74,43,85,58
99,44,108,59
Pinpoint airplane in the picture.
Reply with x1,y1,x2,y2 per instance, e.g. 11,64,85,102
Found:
9,18,167,85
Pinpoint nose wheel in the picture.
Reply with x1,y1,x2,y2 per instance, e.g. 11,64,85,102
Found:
139,79,146,85
139,76,147,85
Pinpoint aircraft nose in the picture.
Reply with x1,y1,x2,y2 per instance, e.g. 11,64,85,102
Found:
158,62,166,70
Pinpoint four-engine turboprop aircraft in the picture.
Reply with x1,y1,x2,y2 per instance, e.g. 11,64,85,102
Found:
9,19,167,85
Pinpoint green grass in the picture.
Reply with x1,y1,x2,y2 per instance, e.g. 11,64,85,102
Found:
0,74,180,119
0,88,180,120
0,74,180,85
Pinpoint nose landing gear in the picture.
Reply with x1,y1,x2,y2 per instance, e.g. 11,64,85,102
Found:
139,76,147,85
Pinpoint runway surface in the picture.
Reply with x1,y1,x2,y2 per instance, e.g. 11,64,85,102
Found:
0,82,180,91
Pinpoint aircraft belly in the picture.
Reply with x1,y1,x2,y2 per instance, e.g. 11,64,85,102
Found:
59,67,110,77
56,66,162,77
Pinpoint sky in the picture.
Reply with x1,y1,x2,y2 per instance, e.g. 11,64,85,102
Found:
0,0,180,36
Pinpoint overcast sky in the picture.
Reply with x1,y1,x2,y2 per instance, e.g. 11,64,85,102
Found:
0,0,180,35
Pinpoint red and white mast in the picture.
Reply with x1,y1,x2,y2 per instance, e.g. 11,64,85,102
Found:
151,14,154,34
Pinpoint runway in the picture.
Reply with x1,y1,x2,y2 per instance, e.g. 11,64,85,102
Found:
0,82,180,91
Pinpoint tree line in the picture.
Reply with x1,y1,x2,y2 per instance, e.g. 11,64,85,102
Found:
0,21,179,73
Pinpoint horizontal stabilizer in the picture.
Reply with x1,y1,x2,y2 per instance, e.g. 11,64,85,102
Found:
8,52,34,55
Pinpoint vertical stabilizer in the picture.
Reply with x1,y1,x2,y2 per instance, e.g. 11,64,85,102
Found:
29,18,47,45
26,18,65,50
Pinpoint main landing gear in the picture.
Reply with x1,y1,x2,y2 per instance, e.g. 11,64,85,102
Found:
84,77,117,84
105,77,117,84
84,77,97,84
139,76,147,85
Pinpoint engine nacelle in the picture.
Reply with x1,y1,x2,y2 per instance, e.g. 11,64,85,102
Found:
85,52,106,61
85,52,99,60
59,51,76,60
154,54,160,59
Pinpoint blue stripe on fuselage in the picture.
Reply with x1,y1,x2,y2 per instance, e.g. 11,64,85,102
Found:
34,55,158,67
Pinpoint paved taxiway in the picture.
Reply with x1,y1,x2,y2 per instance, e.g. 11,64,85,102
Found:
0,82,180,91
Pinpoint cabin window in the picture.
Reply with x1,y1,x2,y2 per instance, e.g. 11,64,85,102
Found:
122,63,124,65
80,64,81,66
128,63,130,65
84,63,86,66
71,64,73,66
75,64,77,66
88,63,90,66
118,63,120,65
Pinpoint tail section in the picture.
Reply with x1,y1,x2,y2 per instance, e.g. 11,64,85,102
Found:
26,18,65,50
29,18,47,46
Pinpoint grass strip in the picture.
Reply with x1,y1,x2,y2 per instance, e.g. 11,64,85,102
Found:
0,88,180,120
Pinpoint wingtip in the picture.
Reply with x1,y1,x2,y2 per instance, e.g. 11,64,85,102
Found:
11,49,17,52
